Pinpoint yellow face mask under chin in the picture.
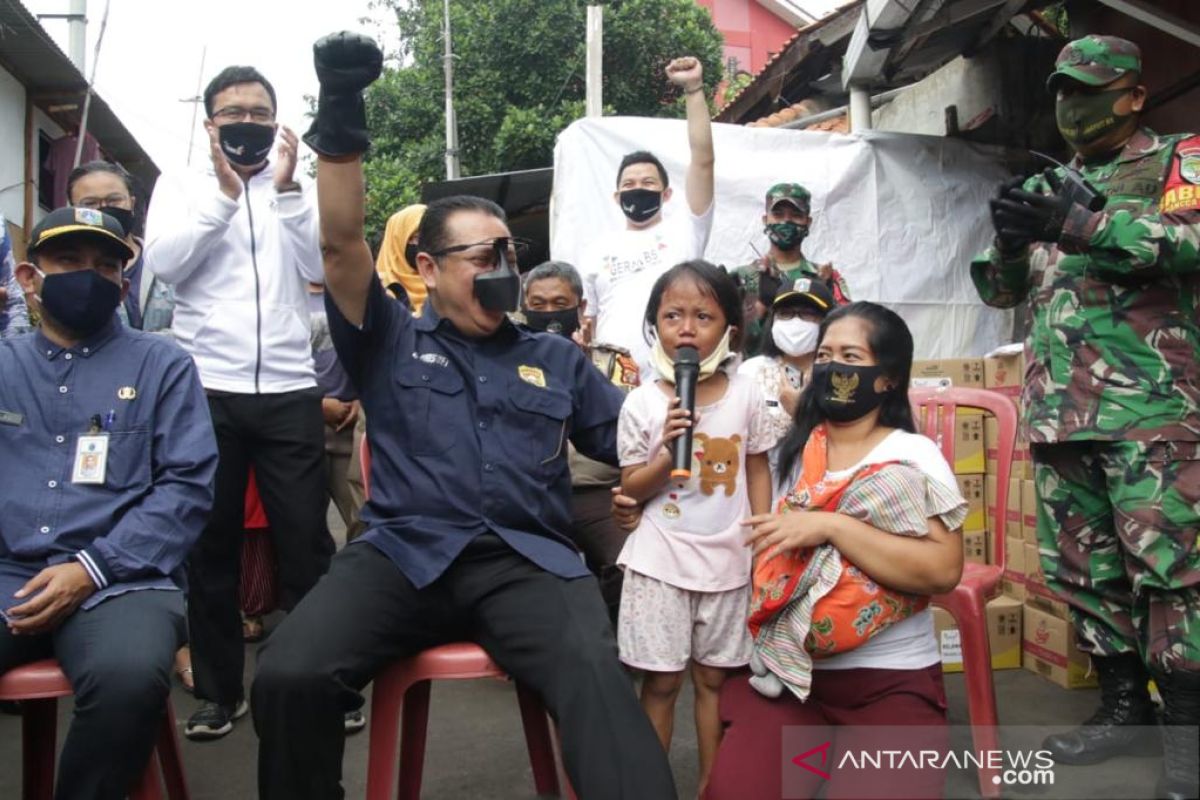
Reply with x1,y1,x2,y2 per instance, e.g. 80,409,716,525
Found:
651,327,733,384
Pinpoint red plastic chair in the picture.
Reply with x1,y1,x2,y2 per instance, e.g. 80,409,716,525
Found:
910,386,1018,800
0,659,189,800
360,438,571,800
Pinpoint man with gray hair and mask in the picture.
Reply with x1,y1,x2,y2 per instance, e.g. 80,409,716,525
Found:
521,260,639,624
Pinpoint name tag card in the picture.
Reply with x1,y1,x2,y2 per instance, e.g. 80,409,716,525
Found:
72,434,109,485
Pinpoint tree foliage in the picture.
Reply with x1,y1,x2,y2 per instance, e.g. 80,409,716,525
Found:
361,0,724,236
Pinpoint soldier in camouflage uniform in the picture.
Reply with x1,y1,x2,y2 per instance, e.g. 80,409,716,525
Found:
520,261,639,625
734,183,851,357
971,36,1199,798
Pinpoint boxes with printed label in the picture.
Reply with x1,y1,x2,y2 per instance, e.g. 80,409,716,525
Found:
963,530,988,565
985,413,1033,480
1027,582,1072,619
952,412,985,475
984,351,1025,398
933,596,1023,673
1021,480,1038,541
1022,603,1098,688
911,359,985,389
1002,535,1026,601
1024,540,1043,583
984,476,1021,540
956,475,985,534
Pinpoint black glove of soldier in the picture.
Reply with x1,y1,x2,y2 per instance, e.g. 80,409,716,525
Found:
303,31,384,158
988,176,1031,256
990,168,1076,249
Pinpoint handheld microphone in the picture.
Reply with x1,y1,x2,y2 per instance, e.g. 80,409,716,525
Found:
671,346,700,480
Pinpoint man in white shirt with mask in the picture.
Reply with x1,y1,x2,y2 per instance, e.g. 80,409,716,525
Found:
579,56,715,380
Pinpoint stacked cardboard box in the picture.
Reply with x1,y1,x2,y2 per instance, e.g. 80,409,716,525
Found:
911,360,987,562
913,353,1097,686
932,596,1023,672
1023,603,1098,689
983,352,1097,687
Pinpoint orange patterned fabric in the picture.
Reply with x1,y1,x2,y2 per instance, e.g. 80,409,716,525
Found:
748,426,929,656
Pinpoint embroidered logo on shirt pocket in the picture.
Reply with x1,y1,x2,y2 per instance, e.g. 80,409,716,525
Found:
509,383,572,472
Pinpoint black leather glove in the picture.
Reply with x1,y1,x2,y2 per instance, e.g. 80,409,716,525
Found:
988,176,1030,255
303,32,384,158
990,168,1074,248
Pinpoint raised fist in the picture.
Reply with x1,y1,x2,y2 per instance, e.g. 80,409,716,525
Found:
665,56,703,93
313,31,383,94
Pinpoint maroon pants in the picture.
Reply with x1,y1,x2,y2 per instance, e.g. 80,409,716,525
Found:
705,665,949,800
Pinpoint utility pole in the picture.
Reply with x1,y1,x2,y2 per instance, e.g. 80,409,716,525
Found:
443,0,460,179
585,4,603,117
181,46,207,166
74,0,110,168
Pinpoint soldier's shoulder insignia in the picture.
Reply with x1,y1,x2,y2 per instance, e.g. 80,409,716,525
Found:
1160,137,1200,214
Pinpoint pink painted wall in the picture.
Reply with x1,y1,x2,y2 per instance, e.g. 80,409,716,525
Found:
695,0,798,75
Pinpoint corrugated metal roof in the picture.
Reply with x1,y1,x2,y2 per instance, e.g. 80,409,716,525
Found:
0,0,158,192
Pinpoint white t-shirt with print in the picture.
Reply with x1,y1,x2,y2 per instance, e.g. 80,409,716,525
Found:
790,429,964,671
616,372,779,593
580,204,714,380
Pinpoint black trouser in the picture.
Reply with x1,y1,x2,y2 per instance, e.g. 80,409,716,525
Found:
189,390,334,707
252,536,677,800
570,485,631,626
0,590,185,800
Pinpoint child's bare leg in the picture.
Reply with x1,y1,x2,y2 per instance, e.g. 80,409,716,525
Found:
640,669,687,751
691,661,730,794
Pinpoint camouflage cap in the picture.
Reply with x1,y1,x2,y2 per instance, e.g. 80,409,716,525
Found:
1047,35,1141,92
765,182,811,213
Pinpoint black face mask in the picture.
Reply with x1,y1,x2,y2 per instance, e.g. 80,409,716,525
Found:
473,240,521,313
524,307,581,338
618,189,662,223
404,243,420,268
218,122,275,167
811,361,890,423
36,268,122,338
97,206,135,238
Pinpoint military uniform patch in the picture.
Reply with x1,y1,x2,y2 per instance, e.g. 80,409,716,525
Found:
1160,138,1200,214
517,365,546,388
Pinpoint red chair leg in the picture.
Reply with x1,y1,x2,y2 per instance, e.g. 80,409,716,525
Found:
130,757,164,800
397,680,432,800
156,702,190,800
21,698,58,800
367,669,408,800
515,684,560,796
955,599,1002,798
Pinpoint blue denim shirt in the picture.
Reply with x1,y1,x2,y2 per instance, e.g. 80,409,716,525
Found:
329,280,625,588
0,318,217,611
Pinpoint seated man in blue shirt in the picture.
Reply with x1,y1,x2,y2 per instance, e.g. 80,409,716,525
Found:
0,207,217,800
251,33,675,800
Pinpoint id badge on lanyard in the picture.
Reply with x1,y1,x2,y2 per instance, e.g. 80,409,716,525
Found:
72,413,111,485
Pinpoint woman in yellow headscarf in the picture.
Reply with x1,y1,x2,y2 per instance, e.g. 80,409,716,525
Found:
375,203,428,314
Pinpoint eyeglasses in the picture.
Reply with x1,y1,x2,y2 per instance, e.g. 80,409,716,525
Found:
213,106,275,123
429,237,530,268
75,194,131,210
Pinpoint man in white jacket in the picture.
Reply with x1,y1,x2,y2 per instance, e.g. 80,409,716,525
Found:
145,65,335,741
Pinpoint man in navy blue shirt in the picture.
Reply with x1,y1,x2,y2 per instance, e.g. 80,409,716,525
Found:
0,207,217,799
251,32,675,800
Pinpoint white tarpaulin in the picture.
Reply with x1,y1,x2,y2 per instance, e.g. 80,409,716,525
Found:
551,116,1014,359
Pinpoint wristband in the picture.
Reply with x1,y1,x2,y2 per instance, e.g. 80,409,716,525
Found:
683,85,704,96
